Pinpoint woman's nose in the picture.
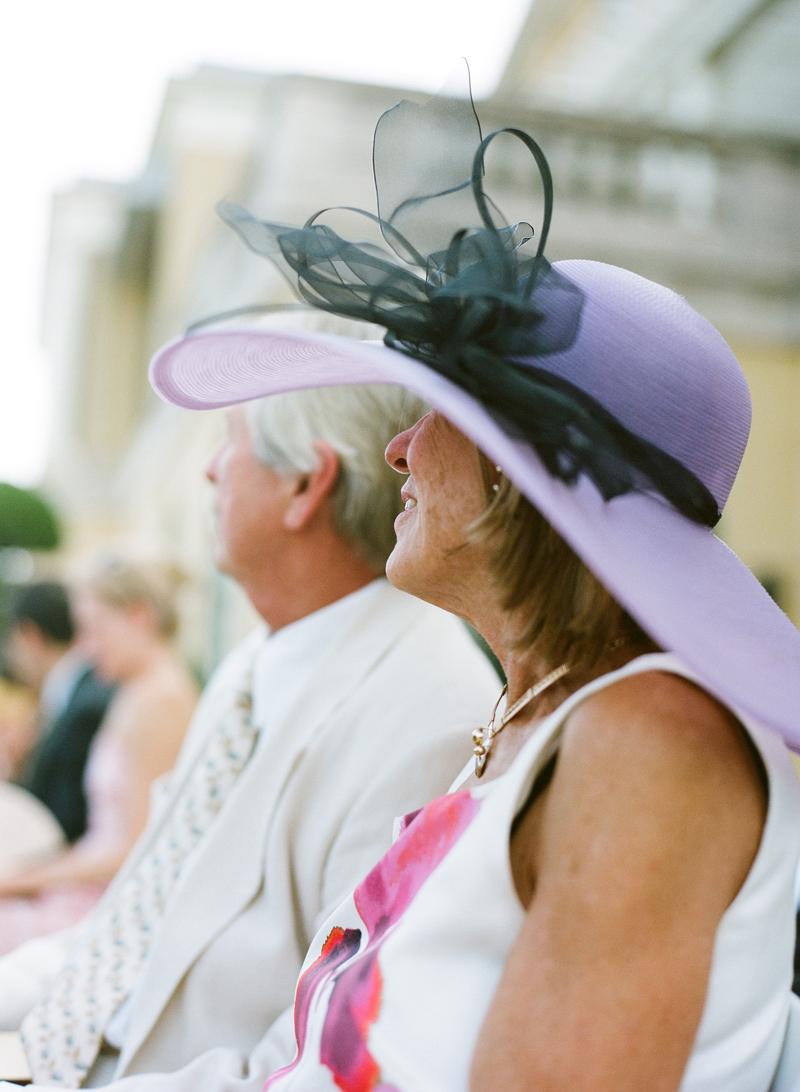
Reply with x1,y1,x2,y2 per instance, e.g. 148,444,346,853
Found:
385,418,422,473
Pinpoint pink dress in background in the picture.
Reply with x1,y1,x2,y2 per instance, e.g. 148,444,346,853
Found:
0,731,128,954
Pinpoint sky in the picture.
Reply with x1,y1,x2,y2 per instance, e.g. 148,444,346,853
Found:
0,0,530,487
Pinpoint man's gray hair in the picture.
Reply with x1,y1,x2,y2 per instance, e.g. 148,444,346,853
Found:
246,384,425,572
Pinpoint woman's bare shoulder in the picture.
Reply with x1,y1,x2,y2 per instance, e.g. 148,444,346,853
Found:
554,667,768,850
562,667,758,781
103,662,197,742
514,666,767,914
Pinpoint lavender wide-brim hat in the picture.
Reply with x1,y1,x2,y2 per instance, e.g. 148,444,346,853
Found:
151,257,800,751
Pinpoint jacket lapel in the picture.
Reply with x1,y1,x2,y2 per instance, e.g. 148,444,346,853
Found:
117,582,422,1072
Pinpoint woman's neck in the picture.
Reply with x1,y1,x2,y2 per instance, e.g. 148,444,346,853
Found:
452,588,659,719
496,635,659,722
114,637,172,683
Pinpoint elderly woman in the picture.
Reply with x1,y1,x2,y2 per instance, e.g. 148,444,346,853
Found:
149,90,800,1090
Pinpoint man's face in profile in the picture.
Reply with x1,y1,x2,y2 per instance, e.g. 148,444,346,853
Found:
205,406,295,586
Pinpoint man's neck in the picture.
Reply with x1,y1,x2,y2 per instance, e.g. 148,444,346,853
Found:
248,569,379,633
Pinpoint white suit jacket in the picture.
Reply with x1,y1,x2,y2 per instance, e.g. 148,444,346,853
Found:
1,582,498,1091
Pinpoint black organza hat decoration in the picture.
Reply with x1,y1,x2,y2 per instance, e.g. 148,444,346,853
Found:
205,75,718,530
151,71,800,749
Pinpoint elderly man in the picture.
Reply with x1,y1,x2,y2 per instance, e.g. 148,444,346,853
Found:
0,384,497,1090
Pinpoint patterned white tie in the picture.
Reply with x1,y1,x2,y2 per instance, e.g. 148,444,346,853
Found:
21,672,258,1087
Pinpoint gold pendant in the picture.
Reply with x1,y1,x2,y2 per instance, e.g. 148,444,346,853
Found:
472,726,488,778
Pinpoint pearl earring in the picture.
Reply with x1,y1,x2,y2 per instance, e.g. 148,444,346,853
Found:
492,465,503,493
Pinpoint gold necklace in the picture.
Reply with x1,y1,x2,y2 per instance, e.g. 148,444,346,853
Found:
472,662,571,778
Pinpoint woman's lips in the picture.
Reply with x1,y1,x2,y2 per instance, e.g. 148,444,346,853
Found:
400,482,417,510
395,492,417,527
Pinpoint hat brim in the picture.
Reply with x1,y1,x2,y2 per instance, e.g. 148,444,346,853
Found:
150,325,800,750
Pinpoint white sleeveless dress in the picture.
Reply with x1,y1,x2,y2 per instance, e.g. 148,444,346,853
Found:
265,653,800,1091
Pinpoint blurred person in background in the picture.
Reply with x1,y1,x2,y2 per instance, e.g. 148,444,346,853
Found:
0,557,197,952
1,581,114,872
0,383,498,1090
0,670,38,781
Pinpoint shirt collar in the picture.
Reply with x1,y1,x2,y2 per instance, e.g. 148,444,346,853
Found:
251,579,388,733
39,647,90,725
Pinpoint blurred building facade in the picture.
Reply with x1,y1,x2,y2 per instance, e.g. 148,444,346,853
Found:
40,0,800,671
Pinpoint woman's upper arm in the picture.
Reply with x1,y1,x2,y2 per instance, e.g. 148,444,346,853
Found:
471,673,767,1092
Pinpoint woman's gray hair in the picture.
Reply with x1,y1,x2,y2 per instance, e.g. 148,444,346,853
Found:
246,384,425,572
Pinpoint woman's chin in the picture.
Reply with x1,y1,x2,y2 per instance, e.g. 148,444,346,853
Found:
385,543,420,597
386,550,449,617
385,548,407,591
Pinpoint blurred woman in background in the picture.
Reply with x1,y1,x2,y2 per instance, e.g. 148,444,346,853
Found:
0,554,198,951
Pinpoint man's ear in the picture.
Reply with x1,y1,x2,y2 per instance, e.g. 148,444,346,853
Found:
283,441,340,532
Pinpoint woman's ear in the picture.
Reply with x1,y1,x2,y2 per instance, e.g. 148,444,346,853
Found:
283,441,340,532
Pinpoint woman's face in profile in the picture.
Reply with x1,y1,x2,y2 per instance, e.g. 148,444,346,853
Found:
384,410,490,613
74,593,140,682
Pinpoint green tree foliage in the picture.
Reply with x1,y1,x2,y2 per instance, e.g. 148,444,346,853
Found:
0,482,61,550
